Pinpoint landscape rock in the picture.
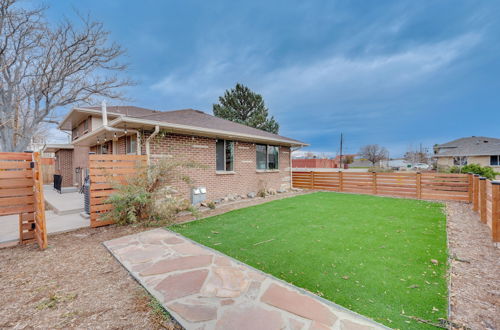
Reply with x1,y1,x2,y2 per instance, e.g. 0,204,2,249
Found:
155,269,209,302
247,192,256,198
167,301,217,323
215,305,285,330
261,283,337,326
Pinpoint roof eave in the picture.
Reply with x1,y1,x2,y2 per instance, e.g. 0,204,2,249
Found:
119,117,307,147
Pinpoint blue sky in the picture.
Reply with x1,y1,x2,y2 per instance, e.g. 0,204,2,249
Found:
45,1,500,157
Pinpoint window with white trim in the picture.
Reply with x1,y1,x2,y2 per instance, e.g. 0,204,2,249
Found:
491,155,500,166
126,135,137,154
256,144,279,170
216,140,234,171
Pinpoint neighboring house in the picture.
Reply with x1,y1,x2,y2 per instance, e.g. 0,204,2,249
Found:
44,104,307,202
434,136,500,170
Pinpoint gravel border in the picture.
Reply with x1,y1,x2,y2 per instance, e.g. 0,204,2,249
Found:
446,202,499,329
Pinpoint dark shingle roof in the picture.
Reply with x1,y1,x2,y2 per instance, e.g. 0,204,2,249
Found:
435,136,500,157
85,106,305,145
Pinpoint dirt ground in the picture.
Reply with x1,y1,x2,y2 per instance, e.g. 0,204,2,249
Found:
0,225,181,329
447,202,500,330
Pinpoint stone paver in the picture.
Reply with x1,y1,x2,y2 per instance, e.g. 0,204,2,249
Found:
104,228,388,330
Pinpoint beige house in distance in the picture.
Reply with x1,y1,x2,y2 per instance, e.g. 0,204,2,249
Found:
434,136,500,172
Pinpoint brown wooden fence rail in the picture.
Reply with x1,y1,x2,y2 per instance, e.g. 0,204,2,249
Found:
0,152,47,249
89,154,147,228
292,171,471,201
292,171,500,243
471,175,500,243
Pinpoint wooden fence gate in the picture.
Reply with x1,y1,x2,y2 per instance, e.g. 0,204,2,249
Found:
89,154,147,228
0,152,47,249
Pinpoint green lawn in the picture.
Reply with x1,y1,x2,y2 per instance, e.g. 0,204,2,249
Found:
171,192,448,329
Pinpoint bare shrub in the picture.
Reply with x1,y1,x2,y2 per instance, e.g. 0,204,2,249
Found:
104,159,199,226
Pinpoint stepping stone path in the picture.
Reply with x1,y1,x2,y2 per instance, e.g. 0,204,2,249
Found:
104,228,387,330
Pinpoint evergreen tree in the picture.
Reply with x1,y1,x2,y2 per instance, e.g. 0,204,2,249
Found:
213,83,279,134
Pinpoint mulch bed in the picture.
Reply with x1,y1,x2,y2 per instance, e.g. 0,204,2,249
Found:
446,202,500,330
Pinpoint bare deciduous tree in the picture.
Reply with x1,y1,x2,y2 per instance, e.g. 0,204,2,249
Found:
0,0,131,151
358,144,388,166
404,145,430,165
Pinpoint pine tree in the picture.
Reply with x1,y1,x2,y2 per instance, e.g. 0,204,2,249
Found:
213,83,279,134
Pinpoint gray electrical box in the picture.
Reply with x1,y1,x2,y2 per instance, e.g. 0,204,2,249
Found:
191,187,207,205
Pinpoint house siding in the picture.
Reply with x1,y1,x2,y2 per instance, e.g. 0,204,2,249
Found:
139,132,292,201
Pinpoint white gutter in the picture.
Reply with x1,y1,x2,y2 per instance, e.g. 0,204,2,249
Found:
145,125,160,164
121,117,309,147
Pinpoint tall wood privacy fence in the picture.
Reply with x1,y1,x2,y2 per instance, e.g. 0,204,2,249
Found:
0,152,47,249
292,171,499,242
89,154,147,228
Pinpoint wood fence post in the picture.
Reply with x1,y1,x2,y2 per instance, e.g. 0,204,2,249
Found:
467,173,473,203
372,172,377,195
311,171,315,189
479,177,487,223
416,172,422,199
491,181,500,243
472,174,479,212
339,171,343,192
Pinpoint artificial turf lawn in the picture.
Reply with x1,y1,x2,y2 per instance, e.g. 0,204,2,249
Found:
171,192,448,329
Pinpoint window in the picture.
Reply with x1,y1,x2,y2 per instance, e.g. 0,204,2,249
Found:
256,144,267,169
126,135,137,154
100,143,109,154
491,155,500,166
453,156,467,166
83,117,89,132
216,140,234,171
256,144,279,170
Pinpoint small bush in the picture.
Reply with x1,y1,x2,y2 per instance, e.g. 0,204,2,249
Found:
448,164,498,180
206,201,216,209
104,159,199,226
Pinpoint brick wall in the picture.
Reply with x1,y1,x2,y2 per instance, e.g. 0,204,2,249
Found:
140,132,292,201
55,149,73,187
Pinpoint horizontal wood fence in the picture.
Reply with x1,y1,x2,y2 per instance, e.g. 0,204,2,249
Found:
292,171,472,201
293,171,500,243
472,175,499,243
89,154,147,228
0,152,47,249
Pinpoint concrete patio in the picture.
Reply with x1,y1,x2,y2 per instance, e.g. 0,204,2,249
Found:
44,185,84,215
104,228,387,330
0,211,89,245
0,185,88,245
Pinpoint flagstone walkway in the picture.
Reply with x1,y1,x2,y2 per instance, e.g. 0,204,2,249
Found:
104,228,387,330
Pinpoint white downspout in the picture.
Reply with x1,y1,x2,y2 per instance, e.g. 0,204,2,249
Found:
145,125,160,164
101,100,108,126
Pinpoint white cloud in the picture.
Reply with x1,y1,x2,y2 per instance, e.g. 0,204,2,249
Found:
151,33,480,115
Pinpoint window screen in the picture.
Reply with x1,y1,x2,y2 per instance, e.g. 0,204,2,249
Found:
256,144,267,169
491,155,499,166
268,146,279,169
216,140,225,171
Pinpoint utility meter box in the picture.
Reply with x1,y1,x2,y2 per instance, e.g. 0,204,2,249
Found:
191,187,207,205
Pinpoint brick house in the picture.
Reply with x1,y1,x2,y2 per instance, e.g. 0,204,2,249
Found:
46,104,307,201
